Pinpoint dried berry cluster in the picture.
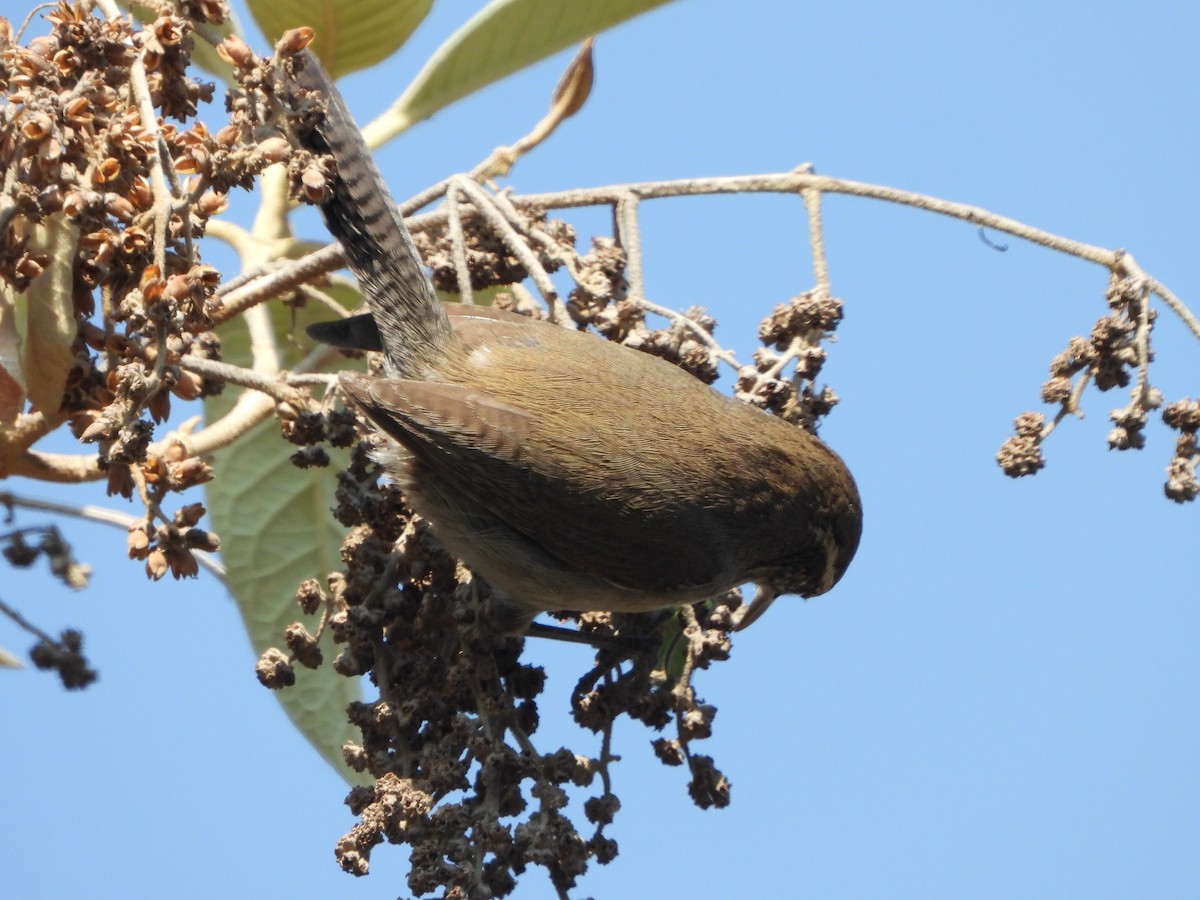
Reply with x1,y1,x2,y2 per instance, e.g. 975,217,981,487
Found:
2,1,224,472
414,207,575,294
127,499,218,580
735,289,844,432
566,234,627,323
997,269,1193,501
635,303,720,383
571,602,736,811
0,522,95,687
277,404,357,469
0,3,301,574
29,625,96,689
1,522,91,588
1162,398,1200,501
996,411,1048,477
254,412,739,896
563,235,720,383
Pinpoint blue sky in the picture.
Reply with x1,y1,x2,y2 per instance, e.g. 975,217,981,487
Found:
3,1,1198,898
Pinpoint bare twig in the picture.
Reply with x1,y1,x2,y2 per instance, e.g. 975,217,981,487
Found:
798,165,831,296
614,193,644,300
95,0,184,275
635,298,740,369
0,594,56,643
178,354,315,405
445,185,474,305
223,170,1193,343
449,176,562,311
0,491,225,579
1040,370,1093,441
214,243,344,324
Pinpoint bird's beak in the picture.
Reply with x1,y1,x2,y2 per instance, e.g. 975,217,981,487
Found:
734,584,780,631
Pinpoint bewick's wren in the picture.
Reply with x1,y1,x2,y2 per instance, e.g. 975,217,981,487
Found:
282,50,862,632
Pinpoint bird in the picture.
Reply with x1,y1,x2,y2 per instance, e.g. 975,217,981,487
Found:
280,49,862,634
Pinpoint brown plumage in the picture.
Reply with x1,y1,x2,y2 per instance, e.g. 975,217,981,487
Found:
283,50,862,632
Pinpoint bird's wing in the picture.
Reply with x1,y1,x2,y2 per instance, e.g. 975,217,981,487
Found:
338,372,730,598
340,373,535,462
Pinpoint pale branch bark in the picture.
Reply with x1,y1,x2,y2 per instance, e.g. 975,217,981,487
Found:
211,169,1196,345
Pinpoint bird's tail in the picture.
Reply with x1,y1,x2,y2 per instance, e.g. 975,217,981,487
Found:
281,49,452,377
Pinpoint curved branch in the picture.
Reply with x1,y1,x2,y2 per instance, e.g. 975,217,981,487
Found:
227,170,1193,342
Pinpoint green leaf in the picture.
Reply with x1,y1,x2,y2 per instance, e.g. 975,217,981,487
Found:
366,0,677,142
20,215,79,417
660,614,688,679
246,0,432,78
205,295,365,782
0,276,27,424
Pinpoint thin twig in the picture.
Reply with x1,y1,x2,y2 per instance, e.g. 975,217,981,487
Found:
486,189,576,321
215,257,289,297
635,298,740,369
233,169,1193,340
1,491,145,529
0,594,55,644
1134,274,1153,399
1041,369,1093,440
95,0,179,275
214,243,343,324
513,171,1117,262
15,3,56,43
761,335,808,381
1145,276,1200,340
178,354,311,405
0,491,226,579
798,165,831,296
445,185,474,305
450,177,561,311
1116,251,1200,361
614,193,644,301
295,282,356,317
